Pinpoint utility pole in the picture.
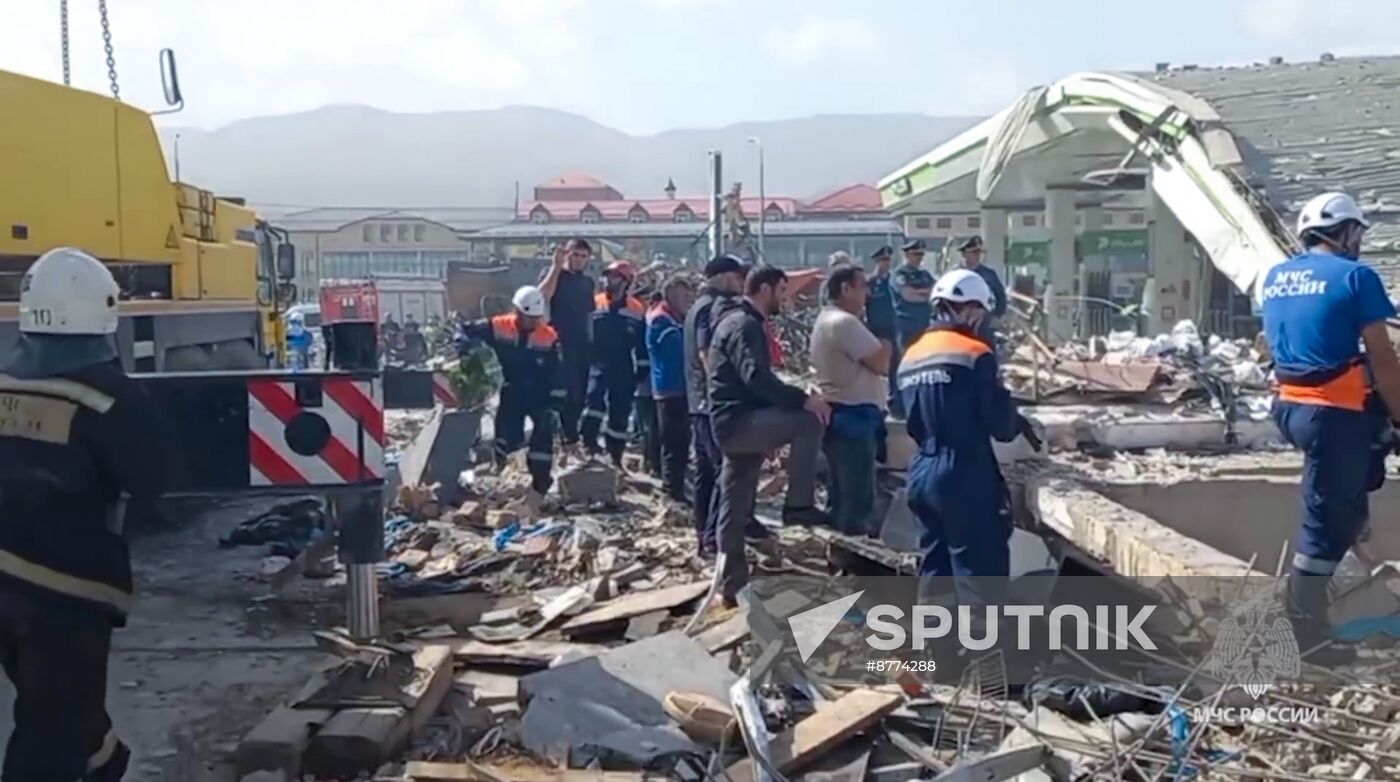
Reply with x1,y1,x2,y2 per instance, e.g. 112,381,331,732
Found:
748,137,765,256
708,150,724,261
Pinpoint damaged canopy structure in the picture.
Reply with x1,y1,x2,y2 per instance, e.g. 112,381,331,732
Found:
880,56,1400,338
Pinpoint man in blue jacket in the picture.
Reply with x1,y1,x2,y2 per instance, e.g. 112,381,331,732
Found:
646,276,695,503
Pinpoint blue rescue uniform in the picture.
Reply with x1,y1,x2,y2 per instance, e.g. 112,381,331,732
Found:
458,314,566,493
1261,250,1396,641
898,322,1020,605
891,264,934,418
582,292,649,463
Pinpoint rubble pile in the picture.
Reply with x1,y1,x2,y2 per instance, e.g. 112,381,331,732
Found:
1003,320,1273,419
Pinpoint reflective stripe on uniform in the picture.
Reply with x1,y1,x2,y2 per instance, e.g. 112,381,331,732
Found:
1277,364,1369,412
550,389,567,398
900,351,976,372
87,729,118,772
0,374,115,413
582,409,606,421
527,450,552,463
603,426,629,440
0,549,131,614
1292,552,1339,575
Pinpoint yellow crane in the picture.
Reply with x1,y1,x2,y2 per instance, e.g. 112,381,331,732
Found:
0,1,295,369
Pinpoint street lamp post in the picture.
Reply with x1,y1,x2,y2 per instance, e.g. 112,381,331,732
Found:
747,136,765,257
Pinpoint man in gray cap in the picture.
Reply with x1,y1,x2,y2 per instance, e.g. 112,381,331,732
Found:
957,236,1007,343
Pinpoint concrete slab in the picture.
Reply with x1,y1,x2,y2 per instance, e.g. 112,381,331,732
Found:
518,631,736,764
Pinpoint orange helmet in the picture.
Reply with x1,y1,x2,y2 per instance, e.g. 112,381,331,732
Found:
604,260,636,280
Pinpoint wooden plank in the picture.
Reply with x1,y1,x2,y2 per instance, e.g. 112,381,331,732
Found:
727,689,902,782
236,669,336,777
452,639,606,669
560,581,708,633
693,611,749,653
305,645,454,777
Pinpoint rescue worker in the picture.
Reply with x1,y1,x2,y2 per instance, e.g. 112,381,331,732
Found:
286,311,313,370
899,269,1037,606
580,261,649,467
456,286,566,496
956,236,1008,344
646,276,695,503
891,238,935,418
400,317,429,366
537,239,596,447
0,247,170,781
1261,192,1400,662
866,245,897,424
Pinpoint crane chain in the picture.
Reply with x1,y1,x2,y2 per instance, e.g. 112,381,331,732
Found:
98,0,120,101
59,0,70,85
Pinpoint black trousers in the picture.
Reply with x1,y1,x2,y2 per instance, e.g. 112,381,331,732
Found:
494,391,555,494
692,413,722,551
0,595,126,782
656,396,691,502
636,396,662,477
557,344,591,443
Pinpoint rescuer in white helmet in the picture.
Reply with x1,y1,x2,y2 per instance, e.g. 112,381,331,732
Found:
0,247,169,780
455,285,565,498
896,268,1038,607
1260,191,1400,663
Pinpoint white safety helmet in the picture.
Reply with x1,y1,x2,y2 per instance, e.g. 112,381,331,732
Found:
19,247,120,335
930,268,994,310
1296,192,1370,238
512,285,547,318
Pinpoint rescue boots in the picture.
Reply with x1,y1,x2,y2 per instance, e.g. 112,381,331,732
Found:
782,505,833,528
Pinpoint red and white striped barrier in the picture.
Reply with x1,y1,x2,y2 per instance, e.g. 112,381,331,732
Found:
248,377,385,486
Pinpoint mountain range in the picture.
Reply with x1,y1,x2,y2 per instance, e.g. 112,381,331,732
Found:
158,105,978,207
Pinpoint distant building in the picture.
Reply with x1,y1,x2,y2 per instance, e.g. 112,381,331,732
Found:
467,175,900,269
272,207,513,303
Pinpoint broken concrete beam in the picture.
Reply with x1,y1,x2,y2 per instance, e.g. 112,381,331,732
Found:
398,408,483,507
236,671,336,778
726,689,902,781
304,645,454,777
454,669,520,707
558,463,618,506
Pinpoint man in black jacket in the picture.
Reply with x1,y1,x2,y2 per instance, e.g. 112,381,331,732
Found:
0,247,170,781
683,254,748,555
708,266,833,600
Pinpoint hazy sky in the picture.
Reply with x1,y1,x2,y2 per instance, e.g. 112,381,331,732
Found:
5,0,1399,133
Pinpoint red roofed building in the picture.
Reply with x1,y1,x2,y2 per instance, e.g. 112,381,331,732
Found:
533,173,624,203
480,174,900,268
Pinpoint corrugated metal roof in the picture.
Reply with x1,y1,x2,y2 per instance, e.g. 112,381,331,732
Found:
271,206,514,233
1147,57,1400,275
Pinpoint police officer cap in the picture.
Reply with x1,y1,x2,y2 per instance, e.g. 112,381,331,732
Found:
901,238,926,252
870,245,893,260
704,253,747,277
958,235,984,251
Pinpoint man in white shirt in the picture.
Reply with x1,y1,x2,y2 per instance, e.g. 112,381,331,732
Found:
810,266,892,535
